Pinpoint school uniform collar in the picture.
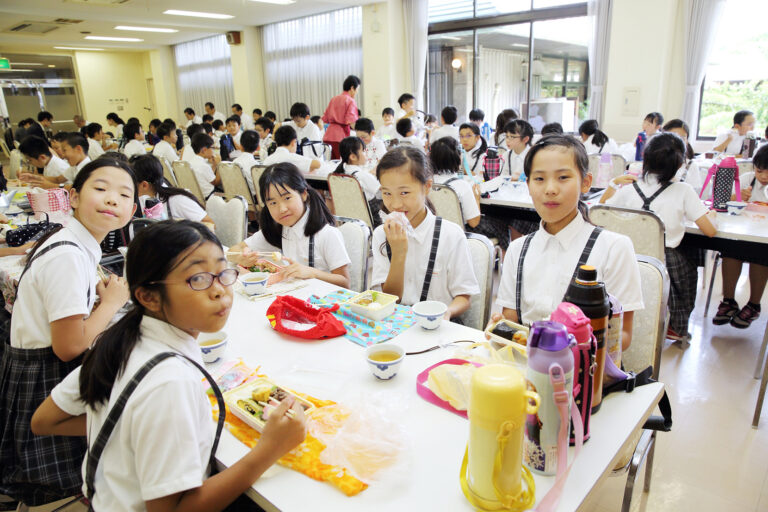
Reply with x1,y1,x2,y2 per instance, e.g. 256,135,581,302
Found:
284,207,310,240
411,208,436,244
343,163,364,174
273,146,290,156
77,157,91,171
45,154,65,173
471,138,483,153
139,315,201,362
66,216,103,264
190,154,205,165
538,213,586,251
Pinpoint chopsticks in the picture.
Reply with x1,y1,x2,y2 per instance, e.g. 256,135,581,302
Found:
257,400,297,418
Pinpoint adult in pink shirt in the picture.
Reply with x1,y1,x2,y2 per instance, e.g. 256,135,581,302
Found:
322,75,361,159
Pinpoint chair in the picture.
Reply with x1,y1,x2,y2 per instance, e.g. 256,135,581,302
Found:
159,156,177,187
206,194,248,247
172,160,206,205
219,162,255,210
588,153,628,180
461,233,494,330
335,216,371,292
610,255,670,512
251,164,268,209
327,173,374,229
0,139,10,159
128,217,157,240
589,204,666,264
429,183,465,227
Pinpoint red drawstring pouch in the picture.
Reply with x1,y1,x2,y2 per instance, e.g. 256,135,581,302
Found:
266,295,346,339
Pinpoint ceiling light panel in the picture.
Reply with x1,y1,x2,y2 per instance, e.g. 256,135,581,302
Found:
163,9,234,19
85,36,143,42
115,26,178,33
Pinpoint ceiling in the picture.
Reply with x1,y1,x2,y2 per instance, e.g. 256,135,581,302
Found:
0,0,376,53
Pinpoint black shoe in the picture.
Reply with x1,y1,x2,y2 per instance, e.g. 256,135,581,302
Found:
712,299,739,325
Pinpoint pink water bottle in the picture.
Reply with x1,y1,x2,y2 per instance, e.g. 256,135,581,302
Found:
595,152,612,188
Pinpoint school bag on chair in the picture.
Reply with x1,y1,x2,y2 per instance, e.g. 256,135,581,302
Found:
699,156,741,211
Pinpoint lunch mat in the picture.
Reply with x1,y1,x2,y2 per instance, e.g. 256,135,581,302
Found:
308,289,416,346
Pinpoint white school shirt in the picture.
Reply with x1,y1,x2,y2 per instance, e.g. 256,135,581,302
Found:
713,128,745,155
87,138,105,160
343,163,380,201
244,209,351,273
263,146,317,175
461,139,486,176
583,134,619,155
185,116,202,128
285,121,323,157
188,154,215,198
433,173,480,224
232,152,258,195
398,136,424,151
241,115,255,131
738,172,768,203
62,157,91,184
606,176,708,248
10,218,100,349
122,139,146,159
378,124,397,141
371,209,480,306
258,134,274,162
363,137,387,170
139,194,207,222
430,124,460,143
152,140,179,163
44,153,70,178
496,214,644,324
212,111,227,123
51,316,213,511
502,145,529,181
180,143,195,163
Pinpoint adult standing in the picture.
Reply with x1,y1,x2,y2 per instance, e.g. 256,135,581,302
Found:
322,75,360,159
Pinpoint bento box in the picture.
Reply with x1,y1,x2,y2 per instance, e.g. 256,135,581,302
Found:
484,318,529,347
344,290,399,321
224,378,314,432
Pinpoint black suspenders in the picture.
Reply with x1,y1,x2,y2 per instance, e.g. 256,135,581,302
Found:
21,241,91,305
385,216,443,302
308,235,315,268
632,181,673,211
515,227,603,324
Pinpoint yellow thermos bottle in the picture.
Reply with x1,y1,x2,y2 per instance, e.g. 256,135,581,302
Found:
461,364,540,511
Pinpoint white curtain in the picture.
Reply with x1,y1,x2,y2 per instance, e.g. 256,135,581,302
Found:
262,7,362,119
477,47,527,129
173,35,235,121
587,0,612,124
403,0,429,109
682,0,726,136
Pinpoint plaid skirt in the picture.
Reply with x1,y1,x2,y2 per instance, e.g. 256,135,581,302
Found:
0,342,86,506
368,198,383,228
508,218,539,237
467,215,511,250
665,246,700,335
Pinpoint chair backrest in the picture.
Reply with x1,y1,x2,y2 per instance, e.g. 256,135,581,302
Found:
8,149,22,179
205,194,248,247
624,255,669,379
159,156,177,187
0,140,10,159
588,204,666,264
461,233,494,330
128,217,157,241
172,160,206,205
219,162,254,207
251,164,268,208
739,161,754,177
588,153,628,180
429,183,465,227
327,173,374,229
335,216,371,292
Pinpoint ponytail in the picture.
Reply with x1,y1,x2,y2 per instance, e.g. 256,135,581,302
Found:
592,130,609,151
474,136,488,159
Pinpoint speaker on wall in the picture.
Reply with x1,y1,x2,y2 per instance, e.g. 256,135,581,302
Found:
226,31,241,45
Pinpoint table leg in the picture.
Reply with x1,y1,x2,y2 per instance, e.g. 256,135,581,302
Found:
752,321,768,428
755,323,768,380
702,252,720,319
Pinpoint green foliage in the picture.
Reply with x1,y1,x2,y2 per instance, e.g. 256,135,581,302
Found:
699,81,768,137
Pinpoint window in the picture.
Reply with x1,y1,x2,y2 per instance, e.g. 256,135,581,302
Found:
174,35,235,117
697,0,768,139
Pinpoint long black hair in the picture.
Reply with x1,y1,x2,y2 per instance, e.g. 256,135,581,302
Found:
494,109,519,145
334,136,365,174
79,220,220,407
662,119,695,160
642,132,686,184
459,123,488,159
23,158,138,271
106,112,126,126
130,154,204,213
258,162,334,249
578,120,609,150
429,136,461,175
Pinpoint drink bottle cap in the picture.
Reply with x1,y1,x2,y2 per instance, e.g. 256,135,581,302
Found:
576,265,597,282
529,320,571,351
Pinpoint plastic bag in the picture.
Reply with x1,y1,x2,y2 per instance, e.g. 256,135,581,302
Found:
266,295,346,339
378,211,415,238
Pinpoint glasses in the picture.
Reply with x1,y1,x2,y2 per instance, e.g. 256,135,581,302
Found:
459,134,476,140
150,268,238,291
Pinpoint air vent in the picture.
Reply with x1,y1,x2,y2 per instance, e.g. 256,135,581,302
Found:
52,18,84,25
64,0,132,5
6,22,59,34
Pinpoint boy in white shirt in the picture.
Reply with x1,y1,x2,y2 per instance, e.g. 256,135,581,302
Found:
205,102,226,123
224,116,243,159
285,102,323,159
20,133,90,188
231,103,254,130
354,118,387,170
429,105,460,143
263,125,323,175
379,107,397,141
188,133,220,199
232,130,260,196
183,108,202,128
395,93,425,136
18,135,70,180
181,124,203,162
255,117,275,161
395,118,424,151
152,122,179,163
86,123,108,160
122,122,147,159
713,109,756,156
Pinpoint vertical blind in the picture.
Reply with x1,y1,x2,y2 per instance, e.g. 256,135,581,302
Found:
262,7,363,119
173,35,235,120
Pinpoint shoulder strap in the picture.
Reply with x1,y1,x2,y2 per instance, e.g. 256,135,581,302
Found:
515,232,536,324
21,240,91,304
632,181,672,211
419,217,443,303
308,234,315,268
444,176,460,186
570,227,603,282
85,351,226,504
752,176,756,189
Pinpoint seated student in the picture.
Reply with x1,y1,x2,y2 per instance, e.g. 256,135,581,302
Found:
181,124,203,162
152,122,179,164
253,108,263,124
255,117,275,161
122,122,147,159
713,109,756,156
379,107,397,141
147,118,162,145
31,220,306,512
712,144,768,328
371,146,479,319
50,132,69,159
334,136,382,222
183,107,202,128
424,114,438,143
429,105,460,143
1,159,135,507
86,122,108,160
232,163,351,287
263,125,323,174
601,132,717,340
663,119,700,188
396,118,424,150
494,134,643,350
18,135,70,179
202,114,214,125
106,112,126,140
493,108,519,152
218,116,243,161
310,115,325,140
501,119,534,181
232,130,260,196
541,122,564,135
396,93,417,122
430,137,510,250
264,111,279,131
188,133,221,199
458,123,487,177
469,108,493,142
205,101,226,123
232,103,254,130
634,112,664,160
132,154,214,226
163,118,185,152
284,102,323,158
579,120,618,155
354,118,387,170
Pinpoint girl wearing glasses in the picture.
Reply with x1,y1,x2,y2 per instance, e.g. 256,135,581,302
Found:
32,220,307,511
0,159,136,506
502,119,534,182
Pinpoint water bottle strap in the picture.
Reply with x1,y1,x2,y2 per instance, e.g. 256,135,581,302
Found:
459,443,536,512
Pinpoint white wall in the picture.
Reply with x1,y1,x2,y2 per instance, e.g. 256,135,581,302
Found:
230,26,268,117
